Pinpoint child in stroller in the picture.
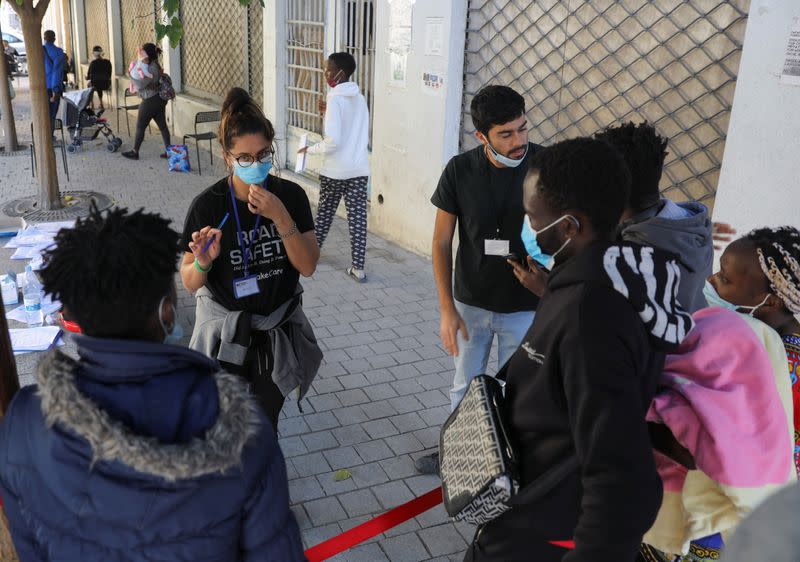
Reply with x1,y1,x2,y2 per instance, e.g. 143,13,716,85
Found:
61,88,122,153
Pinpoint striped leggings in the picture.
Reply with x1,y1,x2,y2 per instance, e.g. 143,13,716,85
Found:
315,175,368,270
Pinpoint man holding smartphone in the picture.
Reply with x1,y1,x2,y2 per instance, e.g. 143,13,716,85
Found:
416,86,541,474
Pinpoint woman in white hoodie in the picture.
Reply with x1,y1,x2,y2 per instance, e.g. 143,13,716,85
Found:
300,52,371,282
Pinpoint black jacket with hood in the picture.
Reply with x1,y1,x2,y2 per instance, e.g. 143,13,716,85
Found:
470,241,693,562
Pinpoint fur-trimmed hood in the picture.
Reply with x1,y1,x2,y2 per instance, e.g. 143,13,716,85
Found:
36,350,262,481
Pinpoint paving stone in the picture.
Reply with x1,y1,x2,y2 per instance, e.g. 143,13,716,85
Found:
363,418,399,439
390,412,427,433
419,406,450,427
338,373,369,389
305,496,347,527
307,394,343,412
341,358,372,374
389,395,424,414
380,455,419,480
404,474,442,496
345,344,373,359
415,389,450,408
366,353,399,369
329,542,389,562
289,476,326,503
338,488,382,518
361,399,398,420
379,532,431,562
369,340,400,355
385,433,425,455
354,439,394,463
363,368,395,384
279,436,309,458
278,416,311,437
418,524,468,557
292,452,332,478
332,424,371,446
414,426,441,449
333,405,370,426
317,470,357,495
302,523,342,549
291,505,312,530
372,480,415,509
305,411,341,431
390,363,422,380
349,462,391,489
302,430,339,452
323,446,363,470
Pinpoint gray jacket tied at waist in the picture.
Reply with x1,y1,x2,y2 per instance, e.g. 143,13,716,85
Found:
190,285,322,400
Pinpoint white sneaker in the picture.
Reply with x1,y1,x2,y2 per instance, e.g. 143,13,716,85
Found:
346,267,366,283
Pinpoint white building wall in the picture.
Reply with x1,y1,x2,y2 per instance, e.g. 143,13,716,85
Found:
714,0,800,233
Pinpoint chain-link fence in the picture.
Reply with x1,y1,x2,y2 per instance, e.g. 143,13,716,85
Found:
287,0,326,134
119,0,158,70
462,0,750,206
83,0,109,60
180,0,262,103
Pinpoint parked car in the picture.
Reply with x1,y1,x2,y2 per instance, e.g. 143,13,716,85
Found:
2,30,27,75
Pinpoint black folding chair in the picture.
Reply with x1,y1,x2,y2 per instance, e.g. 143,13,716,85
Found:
182,110,220,176
30,118,69,181
116,88,150,137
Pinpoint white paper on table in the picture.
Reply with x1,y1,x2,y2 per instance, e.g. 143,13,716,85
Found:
10,244,52,260
295,133,309,173
9,326,62,353
5,232,55,249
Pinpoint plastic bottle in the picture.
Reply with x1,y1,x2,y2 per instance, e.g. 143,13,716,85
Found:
23,265,43,327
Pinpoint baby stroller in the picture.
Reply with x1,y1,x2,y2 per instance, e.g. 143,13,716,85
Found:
62,88,122,153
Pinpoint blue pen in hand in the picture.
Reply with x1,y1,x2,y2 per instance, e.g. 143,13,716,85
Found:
202,212,230,253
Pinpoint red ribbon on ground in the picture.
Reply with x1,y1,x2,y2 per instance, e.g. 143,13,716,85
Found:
303,487,575,561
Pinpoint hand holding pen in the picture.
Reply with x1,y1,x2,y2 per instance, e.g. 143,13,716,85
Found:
188,213,229,270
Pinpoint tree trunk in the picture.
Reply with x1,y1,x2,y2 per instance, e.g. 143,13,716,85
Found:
0,16,19,152
13,1,62,211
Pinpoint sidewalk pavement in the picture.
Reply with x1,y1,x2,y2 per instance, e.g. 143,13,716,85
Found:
0,79,505,561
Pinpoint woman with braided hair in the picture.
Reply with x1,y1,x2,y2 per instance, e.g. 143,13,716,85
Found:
706,225,800,475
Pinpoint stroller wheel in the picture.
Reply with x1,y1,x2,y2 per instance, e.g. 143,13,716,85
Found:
113,138,123,149
66,144,78,154
106,142,118,153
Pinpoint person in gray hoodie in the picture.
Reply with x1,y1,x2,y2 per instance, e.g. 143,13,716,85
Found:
595,122,714,312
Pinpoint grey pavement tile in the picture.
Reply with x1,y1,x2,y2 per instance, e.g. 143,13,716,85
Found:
389,395,424,414
354,439,394,463
291,505,312,530
301,523,342,549
415,389,450,409
338,373,369,389
305,496,347,527
391,379,425,396
329,542,389,562
338,488,382,518
370,328,400,342
311,377,345,395
279,436,309,458
371,480,415,510
414,427,441,449
414,359,447,375
379,455,419,480
332,405,370,426
418,524,469,557
277,416,311,438
364,369,394,384
362,418,399,439
392,349,424,364
369,340,400,355
332,424,371,446
336,388,370,407
323,446,363,470
288,476,326,503
319,352,350,367
307,393,343,412
366,353,399,369
390,412,427,433
344,344,373,359
305,411,341,431
419,406,450,427
364,382,398,401
341,358,372,374
361,399,398,420
327,322,356,336
385,433,425,455
404,474,442,496
379,532,431,562
292,452,332,478
415,503,451,528
317,469,357,495
381,517,421,539
302,430,339,452
349,462,391,489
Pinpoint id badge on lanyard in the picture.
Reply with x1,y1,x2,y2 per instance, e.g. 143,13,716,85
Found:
229,180,262,299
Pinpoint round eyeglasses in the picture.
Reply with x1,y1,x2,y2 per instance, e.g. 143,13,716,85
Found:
228,149,275,167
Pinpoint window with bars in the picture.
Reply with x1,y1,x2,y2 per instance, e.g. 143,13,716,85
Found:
119,0,158,71
287,0,326,134
462,0,749,207
180,0,263,103
83,0,109,60
337,0,375,147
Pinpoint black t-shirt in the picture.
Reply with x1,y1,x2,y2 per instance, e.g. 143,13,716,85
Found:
431,143,540,313
182,176,314,315
87,59,112,90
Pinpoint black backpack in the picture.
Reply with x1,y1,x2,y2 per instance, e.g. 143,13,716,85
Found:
158,73,176,101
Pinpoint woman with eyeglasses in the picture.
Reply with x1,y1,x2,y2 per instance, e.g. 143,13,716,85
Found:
181,87,322,428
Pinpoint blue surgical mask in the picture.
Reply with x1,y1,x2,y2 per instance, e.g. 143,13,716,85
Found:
234,161,272,185
159,296,184,345
521,214,578,269
702,280,770,316
487,142,528,168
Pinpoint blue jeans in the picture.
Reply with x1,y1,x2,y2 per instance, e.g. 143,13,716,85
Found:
450,300,534,411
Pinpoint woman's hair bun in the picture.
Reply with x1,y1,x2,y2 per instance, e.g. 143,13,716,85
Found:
222,87,252,118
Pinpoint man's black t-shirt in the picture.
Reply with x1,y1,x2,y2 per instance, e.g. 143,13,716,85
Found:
182,176,314,315
431,143,540,313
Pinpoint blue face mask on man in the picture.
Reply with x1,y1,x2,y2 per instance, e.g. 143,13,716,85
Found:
521,214,578,269
234,161,272,185
159,296,184,345
702,280,770,316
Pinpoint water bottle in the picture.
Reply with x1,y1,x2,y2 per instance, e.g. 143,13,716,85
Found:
23,265,43,327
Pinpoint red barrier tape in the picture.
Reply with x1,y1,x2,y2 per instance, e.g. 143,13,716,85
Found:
303,487,575,561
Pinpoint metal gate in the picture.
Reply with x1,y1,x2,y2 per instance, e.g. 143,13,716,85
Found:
287,0,326,134
180,0,262,103
337,0,375,146
462,0,750,206
119,0,158,70
83,0,109,60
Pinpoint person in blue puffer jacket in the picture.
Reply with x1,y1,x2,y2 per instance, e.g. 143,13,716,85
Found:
42,30,65,124
0,205,306,562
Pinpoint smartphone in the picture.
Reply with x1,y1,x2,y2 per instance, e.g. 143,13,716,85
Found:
503,252,523,264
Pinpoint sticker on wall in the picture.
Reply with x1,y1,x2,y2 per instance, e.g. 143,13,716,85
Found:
388,0,415,53
425,18,444,56
780,16,800,86
390,52,408,88
422,71,445,95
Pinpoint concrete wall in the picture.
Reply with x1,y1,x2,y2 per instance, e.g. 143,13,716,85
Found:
714,0,800,232
367,0,467,256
